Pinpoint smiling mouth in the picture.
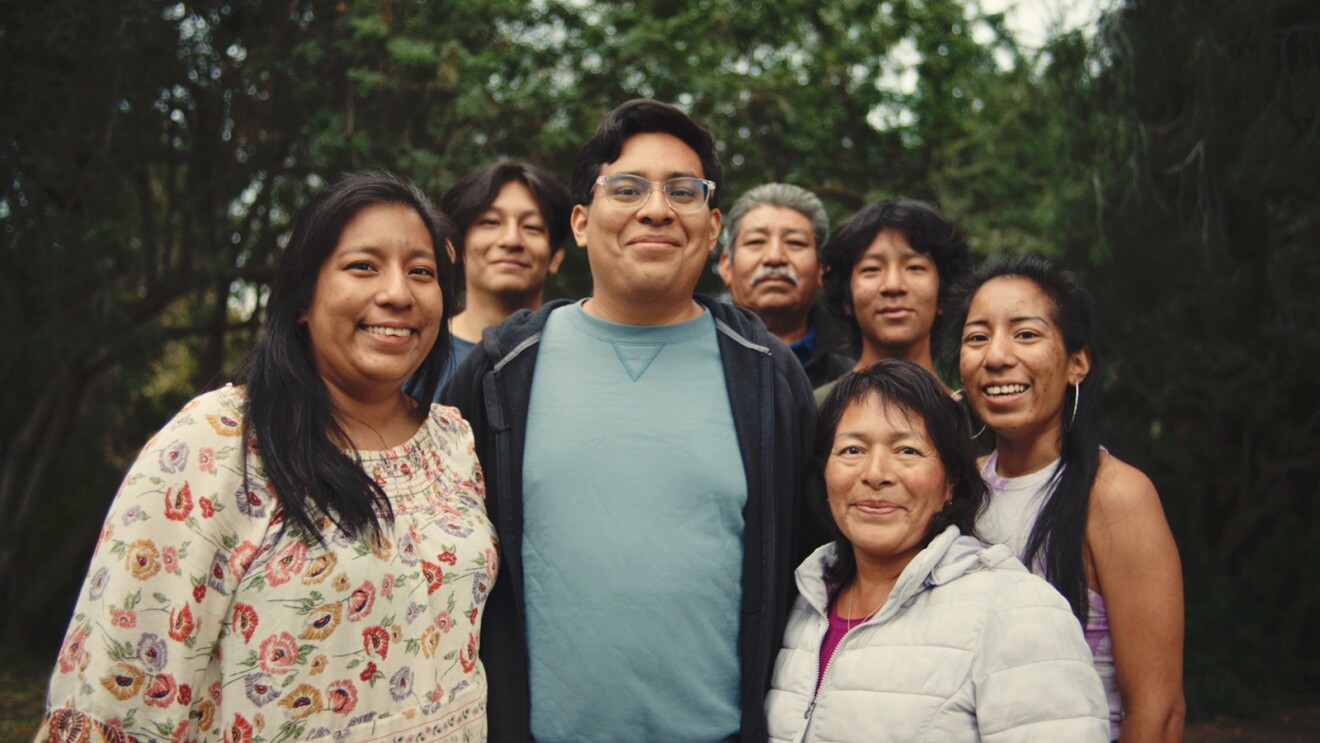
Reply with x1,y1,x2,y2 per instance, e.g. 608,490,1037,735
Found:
362,325,414,338
628,235,680,248
983,383,1028,396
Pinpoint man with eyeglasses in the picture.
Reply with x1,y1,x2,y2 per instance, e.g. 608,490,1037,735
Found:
442,99,816,742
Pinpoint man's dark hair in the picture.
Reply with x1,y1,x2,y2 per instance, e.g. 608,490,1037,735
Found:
820,199,970,346
569,99,723,209
439,162,572,257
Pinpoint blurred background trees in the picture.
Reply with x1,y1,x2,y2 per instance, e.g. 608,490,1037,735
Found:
2,0,1316,718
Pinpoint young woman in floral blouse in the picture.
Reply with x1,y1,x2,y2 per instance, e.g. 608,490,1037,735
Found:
38,173,497,743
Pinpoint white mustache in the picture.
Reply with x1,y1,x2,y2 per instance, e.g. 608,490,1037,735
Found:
750,265,800,286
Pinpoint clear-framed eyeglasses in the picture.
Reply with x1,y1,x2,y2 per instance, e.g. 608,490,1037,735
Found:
593,174,717,214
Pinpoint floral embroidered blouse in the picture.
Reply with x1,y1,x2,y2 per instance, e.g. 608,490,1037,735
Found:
38,385,497,743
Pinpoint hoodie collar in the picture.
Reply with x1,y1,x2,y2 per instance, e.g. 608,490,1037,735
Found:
795,526,1016,619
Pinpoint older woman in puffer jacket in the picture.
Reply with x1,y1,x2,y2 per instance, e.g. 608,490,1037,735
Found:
766,360,1109,742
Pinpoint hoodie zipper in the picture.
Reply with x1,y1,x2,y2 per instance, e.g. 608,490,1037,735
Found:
799,605,898,742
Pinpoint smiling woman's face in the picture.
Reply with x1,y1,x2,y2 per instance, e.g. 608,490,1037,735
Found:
301,202,443,404
825,393,951,568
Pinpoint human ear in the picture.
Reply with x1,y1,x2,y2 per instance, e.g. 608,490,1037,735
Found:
1068,346,1092,386
717,250,734,287
570,204,590,249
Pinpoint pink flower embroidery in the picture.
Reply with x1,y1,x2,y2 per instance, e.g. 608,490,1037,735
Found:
346,581,376,622
264,540,307,587
198,447,215,472
434,611,454,634
162,546,179,575
326,680,358,715
257,632,299,674
142,672,177,708
228,541,258,579
57,625,88,673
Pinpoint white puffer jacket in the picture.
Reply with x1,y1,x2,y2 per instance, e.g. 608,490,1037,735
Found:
766,526,1109,742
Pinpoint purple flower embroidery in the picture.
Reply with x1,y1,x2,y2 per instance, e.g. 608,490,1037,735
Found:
437,519,474,539
88,567,110,601
472,575,490,606
207,549,231,595
389,666,414,702
137,633,168,672
396,532,419,566
234,480,270,518
244,672,281,706
121,505,144,526
158,441,189,474
405,602,423,625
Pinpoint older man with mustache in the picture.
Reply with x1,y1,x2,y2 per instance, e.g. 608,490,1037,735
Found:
718,183,856,387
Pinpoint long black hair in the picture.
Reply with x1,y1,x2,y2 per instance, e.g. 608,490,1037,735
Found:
815,360,987,590
944,254,1102,623
240,172,459,543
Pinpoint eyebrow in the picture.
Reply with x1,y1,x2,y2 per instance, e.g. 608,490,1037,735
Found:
963,315,1049,328
614,170,702,180
834,429,927,443
743,226,810,237
483,205,544,219
342,245,436,261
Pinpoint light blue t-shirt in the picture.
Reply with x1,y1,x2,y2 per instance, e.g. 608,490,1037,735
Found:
523,301,747,742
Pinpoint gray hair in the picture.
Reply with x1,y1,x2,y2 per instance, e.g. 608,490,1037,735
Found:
721,183,830,256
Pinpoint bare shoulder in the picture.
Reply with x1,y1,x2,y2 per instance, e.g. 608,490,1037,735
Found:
1091,451,1159,510
1088,451,1172,543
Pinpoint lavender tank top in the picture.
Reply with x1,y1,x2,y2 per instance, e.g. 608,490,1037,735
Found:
977,452,1123,740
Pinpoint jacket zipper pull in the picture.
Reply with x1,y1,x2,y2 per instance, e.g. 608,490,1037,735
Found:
803,697,816,720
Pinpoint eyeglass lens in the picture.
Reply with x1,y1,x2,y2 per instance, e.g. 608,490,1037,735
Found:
599,175,710,212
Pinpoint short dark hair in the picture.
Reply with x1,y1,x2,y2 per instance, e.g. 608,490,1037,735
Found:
242,172,458,543
821,199,970,346
439,161,571,256
569,99,723,209
814,360,986,590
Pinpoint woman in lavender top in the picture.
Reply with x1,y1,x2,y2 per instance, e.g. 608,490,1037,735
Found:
951,255,1184,742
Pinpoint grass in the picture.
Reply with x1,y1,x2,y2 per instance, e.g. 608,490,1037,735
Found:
0,656,48,741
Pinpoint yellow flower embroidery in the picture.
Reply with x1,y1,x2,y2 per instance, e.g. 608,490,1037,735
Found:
125,540,161,581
